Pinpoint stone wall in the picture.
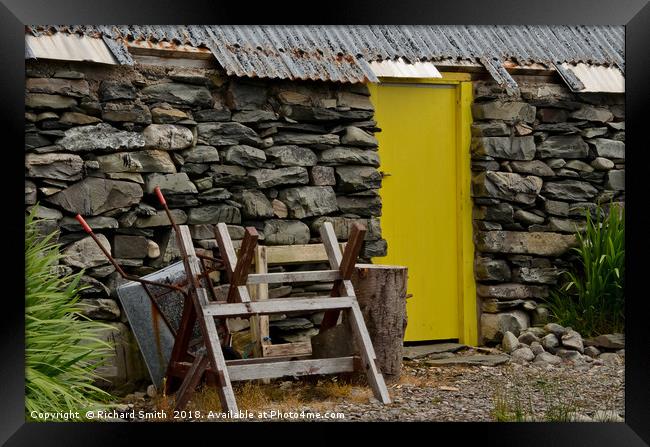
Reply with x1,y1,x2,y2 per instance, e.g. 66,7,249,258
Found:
470,79,625,345
24,61,385,389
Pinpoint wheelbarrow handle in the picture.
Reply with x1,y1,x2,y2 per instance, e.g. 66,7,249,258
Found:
75,214,93,234
154,186,166,206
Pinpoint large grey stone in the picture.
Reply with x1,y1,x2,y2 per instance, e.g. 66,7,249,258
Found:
472,101,536,122
187,205,241,224
337,194,382,217
26,77,90,97
27,205,63,221
197,122,261,147
278,186,338,218
542,180,598,201
514,210,545,225
585,333,624,350
231,110,278,123
471,136,536,160
99,81,136,101
337,91,374,110
59,112,102,126
113,235,148,259
481,310,530,343
472,171,542,204
198,187,232,202
502,331,520,353
310,166,336,186
570,105,613,123
474,203,514,223
546,217,587,233
223,145,267,167
181,145,220,163
48,178,142,216
591,157,615,170
335,166,382,192
211,165,252,187
471,121,510,137
533,352,562,365
340,126,378,147
511,346,535,362
141,82,212,107
589,138,625,160
143,124,193,151
510,160,554,177
225,80,267,110
57,123,145,152
62,234,111,269
481,299,524,313
248,167,309,188
144,173,198,195
239,190,274,218
537,135,589,159
476,283,548,299
25,153,83,181
26,93,76,110
80,298,121,320
102,101,152,124
96,150,177,173
320,147,380,166
561,330,584,353
263,220,310,245
514,267,560,285
151,105,189,124
475,257,511,281
134,209,187,228
311,216,381,241
265,145,318,167
272,133,340,146
476,231,577,256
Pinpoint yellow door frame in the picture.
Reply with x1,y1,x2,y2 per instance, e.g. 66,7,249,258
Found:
370,73,477,345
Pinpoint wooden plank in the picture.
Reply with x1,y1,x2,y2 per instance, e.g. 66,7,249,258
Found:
320,223,366,330
214,223,237,276
246,270,341,285
253,246,270,358
203,296,354,317
173,350,209,411
348,301,391,404
262,341,312,358
178,225,239,413
265,243,347,265
226,227,258,303
227,357,356,381
319,223,343,268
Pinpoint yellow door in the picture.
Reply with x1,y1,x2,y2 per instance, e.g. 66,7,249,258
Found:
368,80,474,342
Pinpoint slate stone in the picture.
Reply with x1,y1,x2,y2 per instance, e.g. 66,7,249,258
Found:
99,81,137,101
542,180,598,201
114,235,149,259
231,110,278,123
248,167,309,189
225,81,268,110
537,108,568,123
144,173,198,195
425,354,510,367
511,346,535,362
27,205,63,221
187,205,241,224
193,108,232,122
272,133,340,146
320,147,380,166
143,124,194,151
180,145,220,163
141,82,212,107
102,101,152,124
57,123,145,152
311,216,380,241
198,187,232,202
570,105,613,123
26,93,77,110
340,126,378,147
581,127,608,139
223,145,267,167
60,216,118,231
211,165,253,187
585,333,624,350
263,220,311,245
565,160,594,172
265,145,318,167
48,177,142,216
278,186,338,218
472,171,542,204
309,166,336,186
474,203,514,223
62,234,111,269
336,195,382,217
561,330,584,353
25,180,37,205
476,231,577,256
134,209,187,228
26,77,90,97
25,153,83,181
471,136,536,160
589,138,625,160
197,122,262,147
606,170,625,191
337,91,374,110
546,217,586,233
96,150,177,173
59,112,102,126
513,267,560,285
25,132,52,150
477,283,548,299
510,160,554,177
591,157,615,170
475,257,511,281
533,352,562,365
481,310,529,343
151,105,189,124
335,166,382,192
361,239,387,258
239,189,274,218
472,101,536,122
514,210,545,225
80,298,121,320
471,121,510,137
537,135,589,159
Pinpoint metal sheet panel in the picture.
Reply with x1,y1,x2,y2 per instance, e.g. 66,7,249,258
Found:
370,58,441,79
560,62,625,93
25,33,117,65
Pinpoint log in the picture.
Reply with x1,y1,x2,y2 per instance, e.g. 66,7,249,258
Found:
351,264,408,382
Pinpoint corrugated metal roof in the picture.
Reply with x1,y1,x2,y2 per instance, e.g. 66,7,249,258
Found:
25,25,624,90
559,62,625,93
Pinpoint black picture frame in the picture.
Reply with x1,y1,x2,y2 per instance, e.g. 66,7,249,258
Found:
3,0,649,444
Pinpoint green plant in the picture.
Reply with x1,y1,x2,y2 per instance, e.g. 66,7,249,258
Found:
25,207,114,421
545,203,625,337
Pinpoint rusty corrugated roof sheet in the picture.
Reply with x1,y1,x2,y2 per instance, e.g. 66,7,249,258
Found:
25,25,624,89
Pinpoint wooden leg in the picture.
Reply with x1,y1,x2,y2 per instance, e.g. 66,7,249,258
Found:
174,350,209,411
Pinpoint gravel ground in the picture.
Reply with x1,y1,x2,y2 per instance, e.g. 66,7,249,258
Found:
123,347,624,422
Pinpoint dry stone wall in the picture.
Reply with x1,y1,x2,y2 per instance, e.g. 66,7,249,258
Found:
24,61,385,389
471,80,625,344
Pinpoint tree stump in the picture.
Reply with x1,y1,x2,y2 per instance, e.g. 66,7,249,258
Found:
351,264,408,382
